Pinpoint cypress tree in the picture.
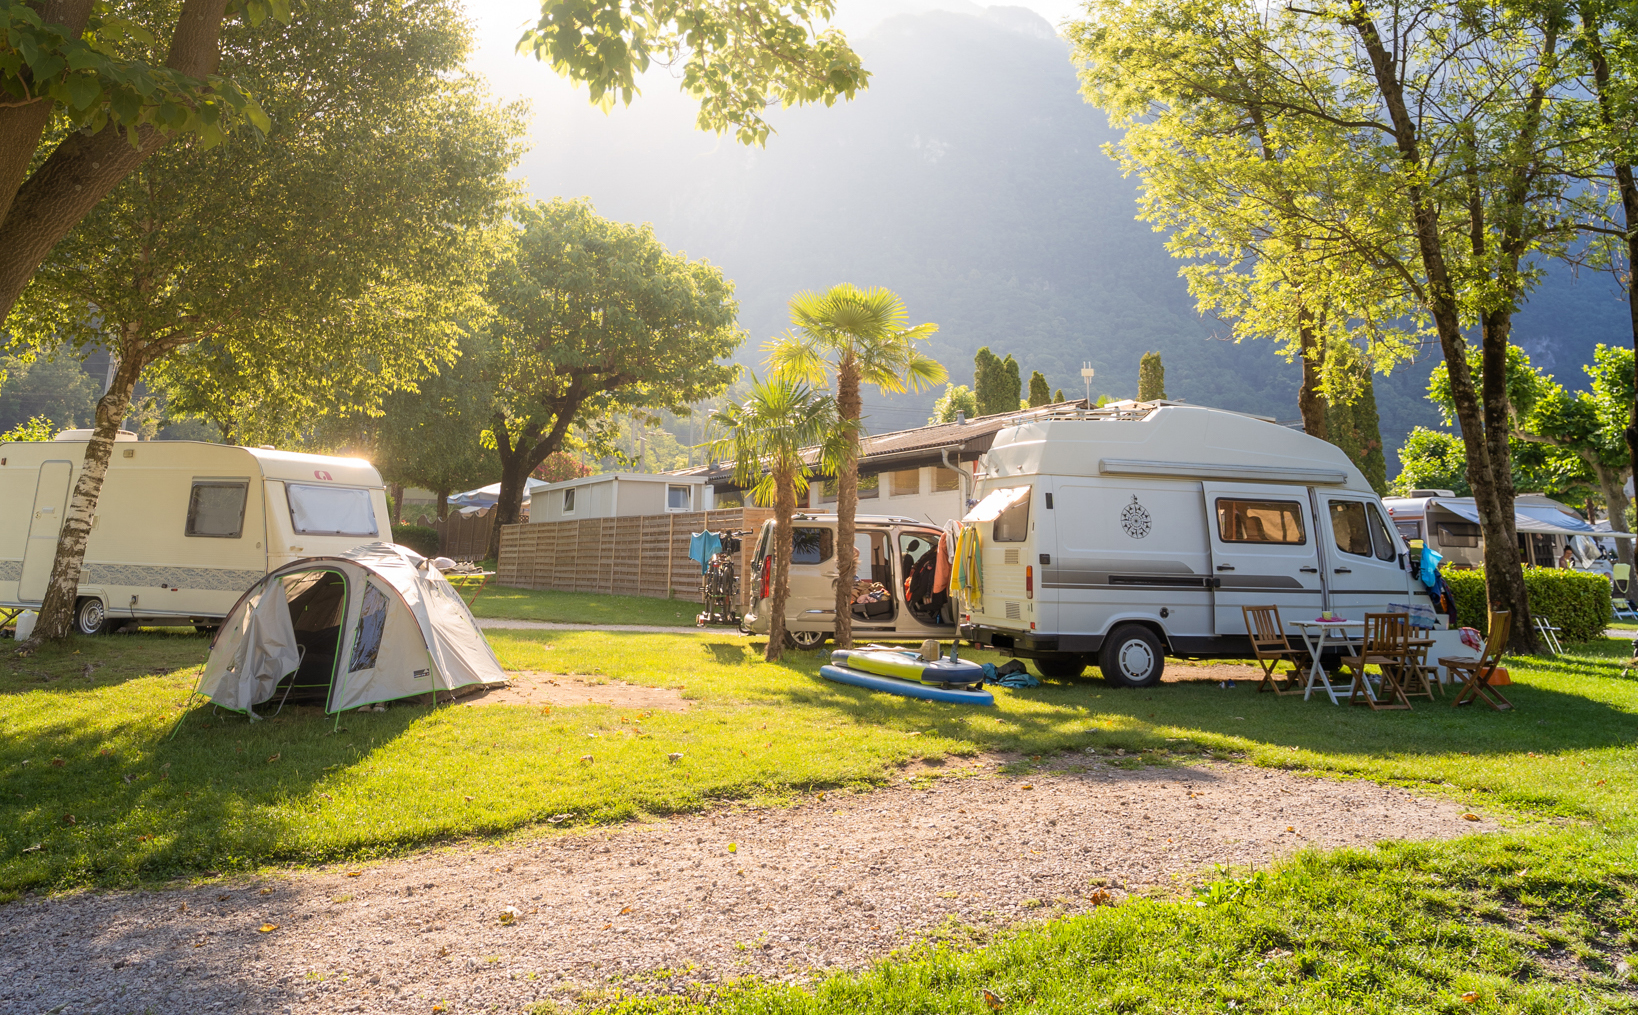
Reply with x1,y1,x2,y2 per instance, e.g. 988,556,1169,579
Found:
1137,351,1167,401
1324,358,1388,494
1028,370,1051,407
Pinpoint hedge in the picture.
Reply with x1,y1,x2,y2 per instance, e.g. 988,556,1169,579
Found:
390,523,441,558
1441,567,1613,642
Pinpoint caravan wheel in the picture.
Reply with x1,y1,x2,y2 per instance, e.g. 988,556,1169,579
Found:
1097,624,1164,688
74,597,110,636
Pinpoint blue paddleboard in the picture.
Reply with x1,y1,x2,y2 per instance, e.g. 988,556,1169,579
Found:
818,665,995,705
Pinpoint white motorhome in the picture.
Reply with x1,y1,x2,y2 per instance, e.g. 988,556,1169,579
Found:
959,403,1435,686
1,432,392,634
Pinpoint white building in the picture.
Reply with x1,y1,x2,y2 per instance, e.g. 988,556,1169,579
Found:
530,472,710,522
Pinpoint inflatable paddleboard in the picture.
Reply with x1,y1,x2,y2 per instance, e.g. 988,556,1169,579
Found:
819,665,995,705
830,649,986,686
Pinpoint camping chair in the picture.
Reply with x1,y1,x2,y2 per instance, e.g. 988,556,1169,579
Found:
1397,636,1439,701
1339,612,1413,711
1532,615,1564,656
1242,605,1307,695
1441,610,1514,711
1612,565,1638,622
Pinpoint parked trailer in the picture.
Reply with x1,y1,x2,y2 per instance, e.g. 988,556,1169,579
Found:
959,403,1438,687
1,431,392,634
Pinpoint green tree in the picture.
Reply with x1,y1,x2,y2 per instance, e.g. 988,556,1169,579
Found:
929,383,978,424
1392,428,1471,497
972,347,1020,417
483,198,743,558
766,284,944,649
1054,388,1065,403
0,351,98,432
0,414,54,442
709,375,844,660
1137,351,1167,401
372,342,500,523
1027,370,1051,408
0,0,868,326
8,0,520,644
1323,349,1387,494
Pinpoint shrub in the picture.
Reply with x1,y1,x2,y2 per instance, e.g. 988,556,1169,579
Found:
391,523,440,557
1442,566,1612,642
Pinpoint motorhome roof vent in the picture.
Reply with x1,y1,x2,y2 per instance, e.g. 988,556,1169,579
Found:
53,429,138,442
1408,489,1456,498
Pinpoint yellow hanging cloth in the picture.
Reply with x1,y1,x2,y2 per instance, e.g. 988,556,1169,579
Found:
951,523,983,612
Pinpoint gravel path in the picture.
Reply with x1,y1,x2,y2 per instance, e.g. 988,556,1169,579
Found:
1,762,1496,1014
476,619,736,634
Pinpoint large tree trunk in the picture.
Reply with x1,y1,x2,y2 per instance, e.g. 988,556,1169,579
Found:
1594,464,1635,577
766,470,796,662
1297,307,1327,438
832,352,861,650
489,436,533,563
1346,9,1537,652
0,0,231,325
0,1,93,227
389,483,404,526
436,490,450,521
23,351,144,645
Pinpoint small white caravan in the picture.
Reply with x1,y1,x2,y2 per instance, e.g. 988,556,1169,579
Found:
0,432,392,634
959,403,1435,686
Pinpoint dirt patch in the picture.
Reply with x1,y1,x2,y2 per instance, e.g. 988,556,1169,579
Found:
457,670,690,712
0,762,1501,1013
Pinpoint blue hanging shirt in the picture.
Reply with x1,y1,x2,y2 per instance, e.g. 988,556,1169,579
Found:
689,531,722,573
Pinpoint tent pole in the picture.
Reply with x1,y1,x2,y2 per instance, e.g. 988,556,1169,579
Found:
165,692,200,740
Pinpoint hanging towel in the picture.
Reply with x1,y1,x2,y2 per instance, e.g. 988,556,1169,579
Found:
933,530,953,593
689,531,722,574
951,523,983,611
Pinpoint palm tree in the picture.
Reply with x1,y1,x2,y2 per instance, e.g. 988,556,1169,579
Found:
709,376,846,661
765,285,945,649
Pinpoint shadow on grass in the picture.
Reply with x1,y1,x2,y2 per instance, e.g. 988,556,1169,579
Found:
0,629,209,696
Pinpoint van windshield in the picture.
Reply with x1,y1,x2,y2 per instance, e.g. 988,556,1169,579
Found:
287,483,378,536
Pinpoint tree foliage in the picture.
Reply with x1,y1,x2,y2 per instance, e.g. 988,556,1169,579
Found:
1392,427,1471,498
1027,370,1051,408
1137,350,1166,402
973,346,1020,417
928,383,978,424
1323,348,1386,494
483,198,744,556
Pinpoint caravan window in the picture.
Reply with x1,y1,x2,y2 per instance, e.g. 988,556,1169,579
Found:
1436,521,1480,547
186,481,248,538
1216,499,1306,544
287,484,378,536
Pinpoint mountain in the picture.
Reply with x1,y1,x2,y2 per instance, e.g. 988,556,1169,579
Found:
515,5,1632,463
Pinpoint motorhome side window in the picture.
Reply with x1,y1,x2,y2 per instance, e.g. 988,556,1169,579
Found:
286,483,378,536
1366,504,1398,561
992,494,1029,542
186,481,248,538
791,527,835,565
1436,521,1480,547
1328,500,1377,557
1216,499,1305,544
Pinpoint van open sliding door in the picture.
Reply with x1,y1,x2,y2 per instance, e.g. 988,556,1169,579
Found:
19,461,73,602
1202,482,1324,637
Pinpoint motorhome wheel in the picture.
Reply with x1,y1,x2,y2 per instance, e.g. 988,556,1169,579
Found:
1033,653,1087,678
786,630,828,650
1097,624,1164,688
74,597,109,636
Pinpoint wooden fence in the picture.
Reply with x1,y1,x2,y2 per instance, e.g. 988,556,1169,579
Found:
407,510,504,561
497,508,773,605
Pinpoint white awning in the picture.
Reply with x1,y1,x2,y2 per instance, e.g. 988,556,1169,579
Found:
963,485,1030,523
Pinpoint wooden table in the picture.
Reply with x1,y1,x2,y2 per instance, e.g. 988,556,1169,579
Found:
1291,619,1366,704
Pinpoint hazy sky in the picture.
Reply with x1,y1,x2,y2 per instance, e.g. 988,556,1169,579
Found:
465,1,1087,186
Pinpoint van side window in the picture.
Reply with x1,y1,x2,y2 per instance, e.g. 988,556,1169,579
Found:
1329,500,1373,556
1216,499,1305,544
791,527,835,565
1367,504,1398,561
993,496,1029,542
186,481,248,538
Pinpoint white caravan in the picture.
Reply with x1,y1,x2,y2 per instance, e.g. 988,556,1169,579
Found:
960,403,1435,686
1382,491,1621,570
1,432,392,634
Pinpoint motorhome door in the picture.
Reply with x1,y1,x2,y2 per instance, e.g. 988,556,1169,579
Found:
1318,495,1409,614
19,460,73,602
1202,482,1324,635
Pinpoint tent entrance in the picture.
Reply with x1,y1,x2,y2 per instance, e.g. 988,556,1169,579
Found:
271,569,349,704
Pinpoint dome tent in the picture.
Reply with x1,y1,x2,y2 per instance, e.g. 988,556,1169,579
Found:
193,542,504,718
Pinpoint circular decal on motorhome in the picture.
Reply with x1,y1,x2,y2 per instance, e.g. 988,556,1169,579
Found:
1121,496,1151,539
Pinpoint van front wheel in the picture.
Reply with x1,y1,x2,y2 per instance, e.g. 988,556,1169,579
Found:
74,597,110,636
1098,624,1164,688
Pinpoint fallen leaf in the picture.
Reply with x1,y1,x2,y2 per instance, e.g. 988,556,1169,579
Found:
1087,889,1113,906
99,748,112,757
498,906,522,925
619,906,632,915
463,796,474,802
905,731,921,737
547,813,571,824
667,753,684,763
1287,826,1295,833
580,754,594,763
259,888,272,895
602,922,613,929
981,987,1006,1010
21,844,42,854
62,813,75,825
122,774,135,784
1461,813,1480,822
178,902,187,912
266,753,280,764
728,843,738,853
1020,784,1034,790
258,923,278,933
1460,992,1479,1003
50,757,64,767
217,894,229,902
345,871,362,878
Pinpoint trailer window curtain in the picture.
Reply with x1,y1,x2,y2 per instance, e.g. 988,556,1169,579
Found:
186,481,248,538
1216,499,1306,544
287,484,378,536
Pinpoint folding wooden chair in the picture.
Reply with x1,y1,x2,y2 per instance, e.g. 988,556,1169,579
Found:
1441,610,1514,711
1398,636,1439,700
1339,612,1413,710
1242,605,1307,695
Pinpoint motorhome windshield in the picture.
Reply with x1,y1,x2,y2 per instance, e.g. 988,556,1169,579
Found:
287,483,378,536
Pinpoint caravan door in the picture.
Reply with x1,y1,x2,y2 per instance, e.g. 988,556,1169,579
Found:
1202,482,1324,636
19,460,73,602
1318,495,1409,614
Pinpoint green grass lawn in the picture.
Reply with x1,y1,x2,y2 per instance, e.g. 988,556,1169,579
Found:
4,629,1638,1011
468,584,707,627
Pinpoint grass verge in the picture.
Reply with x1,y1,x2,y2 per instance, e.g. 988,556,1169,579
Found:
468,585,706,627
